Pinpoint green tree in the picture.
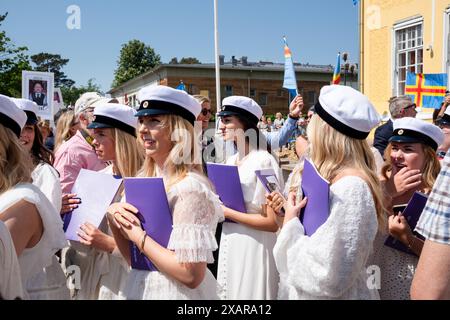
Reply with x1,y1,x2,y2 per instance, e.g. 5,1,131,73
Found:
112,39,161,88
179,57,201,64
61,78,102,107
31,52,75,88
0,12,32,97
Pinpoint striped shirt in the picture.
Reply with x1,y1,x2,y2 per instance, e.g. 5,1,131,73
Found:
415,150,450,244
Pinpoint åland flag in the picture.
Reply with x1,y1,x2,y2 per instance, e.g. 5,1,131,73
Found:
405,73,448,109
332,53,341,85
282,36,298,101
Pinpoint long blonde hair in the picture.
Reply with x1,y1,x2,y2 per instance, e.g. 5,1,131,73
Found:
382,143,441,194
54,110,77,152
307,114,386,230
113,128,144,178
0,125,33,194
138,114,203,191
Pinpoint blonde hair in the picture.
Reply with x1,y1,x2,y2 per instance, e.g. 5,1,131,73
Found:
113,128,144,178
382,143,441,194
138,114,203,191
306,114,386,230
193,95,210,105
0,125,33,194
54,110,77,152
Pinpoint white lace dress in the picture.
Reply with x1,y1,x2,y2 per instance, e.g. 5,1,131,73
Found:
368,232,418,300
217,150,283,300
28,162,69,300
122,173,223,300
273,176,380,300
0,220,24,300
0,183,68,300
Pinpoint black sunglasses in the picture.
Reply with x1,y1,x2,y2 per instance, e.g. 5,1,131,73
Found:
403,103,416,110
201,108,212,116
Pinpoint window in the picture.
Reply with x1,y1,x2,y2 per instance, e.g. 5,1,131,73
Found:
224,85,233,97
276,89,283,97
394,21,423,95
259,93,268,106
307,91,317,105
250,88,256,97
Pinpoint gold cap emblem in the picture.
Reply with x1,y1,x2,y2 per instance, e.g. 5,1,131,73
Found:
398,129,404,135
143,101,149,108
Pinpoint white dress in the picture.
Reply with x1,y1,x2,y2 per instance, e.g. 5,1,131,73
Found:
123,173,223,300
273,176,380,300
217,150,283,300
0,221,24,300
28,162,69,300
368,232,418,300
0,183,68,300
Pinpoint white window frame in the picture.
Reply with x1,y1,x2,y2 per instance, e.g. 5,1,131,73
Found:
443,8,450,90
392,16,424,96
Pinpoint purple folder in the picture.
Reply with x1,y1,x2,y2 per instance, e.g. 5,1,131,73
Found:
123,177,173,271
255,169,282,193
206,163,246,223
300,158,330,236
64,169,123,241
384,191,428,256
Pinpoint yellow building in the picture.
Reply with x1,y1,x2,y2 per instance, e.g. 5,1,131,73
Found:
361,0,450,119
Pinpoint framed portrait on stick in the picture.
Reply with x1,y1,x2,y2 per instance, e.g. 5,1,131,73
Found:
22,71,54,120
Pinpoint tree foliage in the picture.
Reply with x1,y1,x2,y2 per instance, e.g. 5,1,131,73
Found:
0,12,32,97
31,52,75,88
61,78,102,107
112,39,161,88
179,57,201,64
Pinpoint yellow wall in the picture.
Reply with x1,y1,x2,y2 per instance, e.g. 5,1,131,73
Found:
362,0,450,116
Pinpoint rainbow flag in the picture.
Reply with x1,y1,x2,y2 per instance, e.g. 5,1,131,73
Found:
282,36,298,100
332,53,341,85
405,73,447,109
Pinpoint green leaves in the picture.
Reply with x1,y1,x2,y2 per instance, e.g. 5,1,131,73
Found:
112,39,161,88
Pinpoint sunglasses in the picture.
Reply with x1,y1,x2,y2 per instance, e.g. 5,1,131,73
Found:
403,103,417,111
201,108,212,116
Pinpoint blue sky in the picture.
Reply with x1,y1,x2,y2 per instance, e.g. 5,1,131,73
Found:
2,0,359,92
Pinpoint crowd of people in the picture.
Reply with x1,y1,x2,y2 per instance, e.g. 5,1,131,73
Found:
0,84,449,300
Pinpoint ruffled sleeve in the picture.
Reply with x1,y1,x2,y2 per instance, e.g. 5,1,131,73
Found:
167,174,224,264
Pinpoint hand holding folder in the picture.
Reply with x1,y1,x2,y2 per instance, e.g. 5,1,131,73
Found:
123,177,173,271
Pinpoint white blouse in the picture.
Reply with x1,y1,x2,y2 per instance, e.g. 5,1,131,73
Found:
32,162,62,213
273,176,380,300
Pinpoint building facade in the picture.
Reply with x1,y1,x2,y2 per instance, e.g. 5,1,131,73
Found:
108,58,357,117
361,0,450,119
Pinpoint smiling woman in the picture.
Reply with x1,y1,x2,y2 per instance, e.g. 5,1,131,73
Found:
370,117,444,300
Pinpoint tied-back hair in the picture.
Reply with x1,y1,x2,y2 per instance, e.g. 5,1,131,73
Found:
233,115,268,153
306,114,386,230
382,144,441,194
0,125,33,195
112,128,144,178
30,123,54,166
54,109,77,152
137,114,204,191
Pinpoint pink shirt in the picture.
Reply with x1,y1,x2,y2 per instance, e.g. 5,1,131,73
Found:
54,130,107,193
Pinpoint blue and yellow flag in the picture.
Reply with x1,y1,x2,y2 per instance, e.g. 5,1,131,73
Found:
405,73,448,109
282,36,298,100
332,53,341,85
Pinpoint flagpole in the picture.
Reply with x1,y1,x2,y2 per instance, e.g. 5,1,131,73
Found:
214,0,221,117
